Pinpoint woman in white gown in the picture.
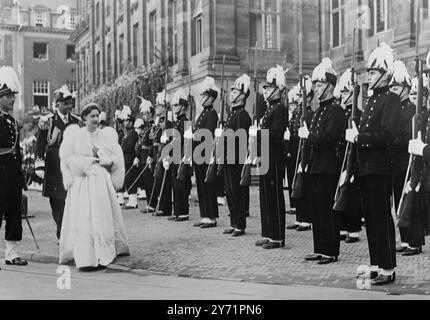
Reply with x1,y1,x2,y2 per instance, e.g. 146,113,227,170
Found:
59,103,130,269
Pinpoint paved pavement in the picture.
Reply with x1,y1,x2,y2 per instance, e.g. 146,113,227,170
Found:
2,190,430,298
1,262,427,300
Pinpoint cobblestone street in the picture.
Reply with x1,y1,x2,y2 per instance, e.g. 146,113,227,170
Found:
3,189,430,297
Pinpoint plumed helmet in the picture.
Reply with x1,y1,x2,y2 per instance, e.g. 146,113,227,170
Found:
199,76,220,99
390,60,411,88
410,74,429,98
139,97,154,114
288,85,301,104
264,65,287,90
134,118,145,129
335,68,355,94
114,109,122,120
367,42,394,77
0,66,20,97
120,105,132,120
312,58,338,87
156,91,168,106
99,112,107,122
171,88,189,106
54,85,73,103
231,74,251,97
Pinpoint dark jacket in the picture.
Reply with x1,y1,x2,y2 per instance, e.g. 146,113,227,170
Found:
224,105,252,165
193,106,218,161
259,101,288,164
121,128,139,168
36,111,80,199
0,111,25,189
150,117,173,161
307,98,345,175
357,86,402,177
135,121,154,163
391,98,415,174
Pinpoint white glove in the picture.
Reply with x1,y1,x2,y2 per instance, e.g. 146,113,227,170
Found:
297,163,303,173
133,158,140,167
184,128,194,140
160,133,168,144
339,170,347,187
284,128,291,141
252,157,261,166
249,126,259,137
215,128,223,138
99,156,113,167
346,122,359,143
146,157,153,166
409,132,426,156
163,160,170,170
298,123,309,139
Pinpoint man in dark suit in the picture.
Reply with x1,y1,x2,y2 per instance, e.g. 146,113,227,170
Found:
36,85,80,240
299,58,345,264
222,74,252,237
0,66,28,266
254,66,289,249
193,77,220,229
388,61,417,255
346,43,401,285
335,69,363,244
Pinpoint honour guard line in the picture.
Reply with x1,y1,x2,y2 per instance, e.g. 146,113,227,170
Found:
2,14,430,286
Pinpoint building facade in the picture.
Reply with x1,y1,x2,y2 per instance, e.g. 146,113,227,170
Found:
0,0,77,117
320,0,430,108
71,0,321,114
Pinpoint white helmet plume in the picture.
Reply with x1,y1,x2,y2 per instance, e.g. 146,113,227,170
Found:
390,60,411,87
0,66,20,96
312,58,337,86
232,74,251,95
367,42,394,77
138,97,153,114
266,65,286,90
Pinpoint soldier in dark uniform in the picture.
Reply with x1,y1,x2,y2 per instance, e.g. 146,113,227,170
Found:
335,69,363,244
299,58,345,264
287,77,314,232
222,74,252,237
117,106,139,209
135,99,156,212
254,66,288,249
387,61,417,254
151,91,174,217
192,77,220,229
0,66,28,266
346,43,401,285
36,85,80,240
167,89,192,222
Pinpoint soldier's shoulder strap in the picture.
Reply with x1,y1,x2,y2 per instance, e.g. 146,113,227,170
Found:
70,113,82,122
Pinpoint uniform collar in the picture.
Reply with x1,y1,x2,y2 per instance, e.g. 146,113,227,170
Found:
231,105,245,111
373,86,390,96
176,113,187,120
320,98,334,108
203,105,213,110
401,98,411,106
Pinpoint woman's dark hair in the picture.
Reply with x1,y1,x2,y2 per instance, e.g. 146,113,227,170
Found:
81,103,101,120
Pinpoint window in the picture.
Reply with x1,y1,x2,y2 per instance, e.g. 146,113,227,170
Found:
106,2,111,17
119,34,124,73
107,43,112,81
33,43,48,60
33,81,49,109
66,45,75,61
149,10,157,64
424,0,429,19
169,0,178,65
69,13,76,29
249,0,281,50
117,0,124,15
96,2,100,28
192,0,203,55
369,0,388,34
0,38,3,59
34,10,46,27
330,0,345,48
132,23,139,67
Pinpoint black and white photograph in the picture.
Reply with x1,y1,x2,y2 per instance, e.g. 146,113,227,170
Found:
1,0,430,306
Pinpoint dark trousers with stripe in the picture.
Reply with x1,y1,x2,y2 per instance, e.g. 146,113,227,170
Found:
0,182,23,241
259,162,286,241
340,182,363,233
295,174,312,223
155,167,172,215
123,163,138,195
194,164,219,219
359,175,396,270
50,198,65,240
171,164,192,217
225,164,247,231
309,174,340,257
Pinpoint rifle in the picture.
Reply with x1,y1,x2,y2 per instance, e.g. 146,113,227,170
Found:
333,19,360,211
205,55,226,184
398,0,424,227
240,42,259,186
177,59,194,181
